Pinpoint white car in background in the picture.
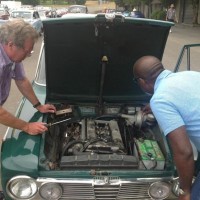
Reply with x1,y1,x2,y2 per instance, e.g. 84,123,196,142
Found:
10,9,43,35
38,10,47,20
67,5,88,13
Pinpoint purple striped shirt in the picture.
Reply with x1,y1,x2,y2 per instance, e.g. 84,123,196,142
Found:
0,44,25,105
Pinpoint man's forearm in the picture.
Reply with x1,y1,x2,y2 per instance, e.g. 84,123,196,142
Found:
168,127,194,195
175,154,194,193
0,107,28,131
15,78,56,114
15,78,40,106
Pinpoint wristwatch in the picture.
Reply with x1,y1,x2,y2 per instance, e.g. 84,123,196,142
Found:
178,188,189,195
33,101,41,108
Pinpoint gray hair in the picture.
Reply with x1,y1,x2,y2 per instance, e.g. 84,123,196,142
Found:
0,19,39,48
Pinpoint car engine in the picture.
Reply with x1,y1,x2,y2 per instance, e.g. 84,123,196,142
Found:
44,104,166,171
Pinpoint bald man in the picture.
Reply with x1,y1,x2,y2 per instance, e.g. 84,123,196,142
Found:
133,56,200,200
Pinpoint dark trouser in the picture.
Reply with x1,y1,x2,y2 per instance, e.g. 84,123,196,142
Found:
191,172,200,200
167,18,174,22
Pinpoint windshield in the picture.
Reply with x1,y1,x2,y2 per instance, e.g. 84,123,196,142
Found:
68,6,87,13
0,10,5,15
11,11,32,19
38,10,46,17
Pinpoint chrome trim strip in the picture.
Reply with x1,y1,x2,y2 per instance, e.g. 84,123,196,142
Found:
37,177,173,184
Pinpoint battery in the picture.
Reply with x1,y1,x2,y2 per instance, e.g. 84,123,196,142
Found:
135,139,165,170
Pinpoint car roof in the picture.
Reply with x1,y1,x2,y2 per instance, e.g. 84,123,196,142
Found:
11,9,36,13
62,13,93,18
68,5,87,8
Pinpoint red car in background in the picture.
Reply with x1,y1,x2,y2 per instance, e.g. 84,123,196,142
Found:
0,7,9,20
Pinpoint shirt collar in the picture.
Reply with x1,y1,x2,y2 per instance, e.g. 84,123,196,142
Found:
154,69,172,92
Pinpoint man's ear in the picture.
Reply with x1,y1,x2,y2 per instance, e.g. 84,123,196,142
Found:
7,41,14,47
141,79,154,93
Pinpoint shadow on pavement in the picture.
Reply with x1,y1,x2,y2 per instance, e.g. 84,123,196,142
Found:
0,191,4,200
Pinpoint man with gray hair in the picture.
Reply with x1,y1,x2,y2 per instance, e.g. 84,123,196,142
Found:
133,56,200,200
0,19,56,135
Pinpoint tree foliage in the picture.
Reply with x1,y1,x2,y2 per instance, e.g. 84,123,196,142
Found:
114,0,149,10
21,0,39,6
159,0,169,8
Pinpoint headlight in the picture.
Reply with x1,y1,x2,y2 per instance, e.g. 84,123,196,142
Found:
6,176,37,199
148,181,171,199
39,183,62,200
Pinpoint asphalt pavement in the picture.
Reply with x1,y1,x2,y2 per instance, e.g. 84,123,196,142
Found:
162,24,200,70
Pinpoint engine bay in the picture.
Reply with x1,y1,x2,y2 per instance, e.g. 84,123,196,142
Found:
44,103,166,170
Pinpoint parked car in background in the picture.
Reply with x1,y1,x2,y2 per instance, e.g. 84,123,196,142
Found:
130,10,145,18
20,5,33,9
0,7,9,20
105,8,116,13
67,5,88,13
2,13,198,200
0,19,9,27
56,8,68,17
46,9,57,18
10,9,43,35
38,10,47,20
122,10,131,17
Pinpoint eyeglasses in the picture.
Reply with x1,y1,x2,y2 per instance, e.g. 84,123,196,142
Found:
13,43,34,57
20,47,34,57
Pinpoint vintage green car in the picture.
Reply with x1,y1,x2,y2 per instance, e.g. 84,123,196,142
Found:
1,14,193,200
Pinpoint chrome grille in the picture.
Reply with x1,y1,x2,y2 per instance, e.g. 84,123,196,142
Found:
94,184,120,200
59,182,151,200
117,183,151,200
60,183,95,200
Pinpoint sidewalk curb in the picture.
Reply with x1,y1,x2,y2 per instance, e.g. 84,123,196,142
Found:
179,23,200,28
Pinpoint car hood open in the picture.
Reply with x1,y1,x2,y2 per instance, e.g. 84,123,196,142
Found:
43,14,172,104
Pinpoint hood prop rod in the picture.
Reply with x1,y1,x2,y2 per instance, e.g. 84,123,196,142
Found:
98,55,108,115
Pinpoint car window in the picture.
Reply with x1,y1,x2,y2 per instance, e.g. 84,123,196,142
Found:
11,11,31,19
0,8,9,15
38,10,46,18
68,6,87,13
34,11,40,19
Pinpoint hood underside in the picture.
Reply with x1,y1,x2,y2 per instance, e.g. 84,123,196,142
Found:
43,14,172,103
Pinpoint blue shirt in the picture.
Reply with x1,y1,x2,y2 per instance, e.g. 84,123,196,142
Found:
150,70,200,151
0,44,25,105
